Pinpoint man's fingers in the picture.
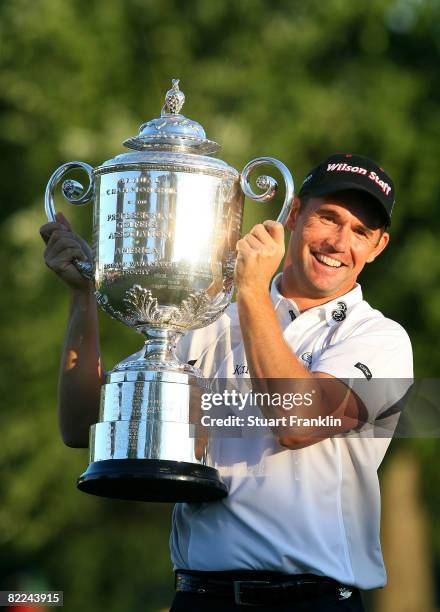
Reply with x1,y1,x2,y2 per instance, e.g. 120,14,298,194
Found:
43,226,93,269
55,211,72,230
236,238,254,255
242,233,264,251
247,221,285,248
40,213,73,244
39,222,65,244
263,220,285,244
45,246,87,270
249,223,273,245
46,236,88,260
46,229,72,250
239,228,283,256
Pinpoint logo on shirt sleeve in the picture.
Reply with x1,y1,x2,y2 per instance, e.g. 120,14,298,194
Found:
354,362,372,380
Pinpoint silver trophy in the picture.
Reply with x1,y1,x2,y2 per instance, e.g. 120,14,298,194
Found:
45,79,294,502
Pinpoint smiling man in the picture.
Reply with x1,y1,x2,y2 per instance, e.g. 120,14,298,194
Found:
40,152,413,611
282,191,388,301
169,153,413,611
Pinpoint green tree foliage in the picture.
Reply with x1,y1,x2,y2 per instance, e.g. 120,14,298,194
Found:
0,1,439,610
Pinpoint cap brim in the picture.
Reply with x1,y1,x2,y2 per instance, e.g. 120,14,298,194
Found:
299,180,391,226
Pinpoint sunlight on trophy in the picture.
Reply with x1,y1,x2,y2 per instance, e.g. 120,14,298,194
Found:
45,79,294,502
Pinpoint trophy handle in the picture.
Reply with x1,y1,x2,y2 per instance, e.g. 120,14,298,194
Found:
45,161,95,280
240,156,295,225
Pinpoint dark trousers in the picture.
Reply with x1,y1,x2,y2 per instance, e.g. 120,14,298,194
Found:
170,588,365,611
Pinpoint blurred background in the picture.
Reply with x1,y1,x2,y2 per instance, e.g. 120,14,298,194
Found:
0,0,439,610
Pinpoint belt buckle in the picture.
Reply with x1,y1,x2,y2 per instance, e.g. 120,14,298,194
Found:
338,586,353,600
233,580,271,606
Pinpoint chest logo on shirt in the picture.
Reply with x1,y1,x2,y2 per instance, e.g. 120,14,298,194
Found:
300,352,312,368
331,301,347,322
233,363,249,376
354,362,372,380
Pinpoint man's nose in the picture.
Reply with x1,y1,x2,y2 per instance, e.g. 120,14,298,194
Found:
328,224,350,252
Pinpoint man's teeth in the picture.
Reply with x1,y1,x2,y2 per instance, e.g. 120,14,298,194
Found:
315,253,342,268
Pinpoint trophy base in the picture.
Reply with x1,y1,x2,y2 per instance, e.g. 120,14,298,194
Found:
77,459,228,503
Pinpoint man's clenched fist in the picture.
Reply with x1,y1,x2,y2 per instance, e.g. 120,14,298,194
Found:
40,212,93,292
234,220,285,294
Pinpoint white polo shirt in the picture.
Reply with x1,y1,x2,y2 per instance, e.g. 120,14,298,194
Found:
168,274,413,589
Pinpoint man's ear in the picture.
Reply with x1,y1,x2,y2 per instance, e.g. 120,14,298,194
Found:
286,196,302,232
366,232,390,263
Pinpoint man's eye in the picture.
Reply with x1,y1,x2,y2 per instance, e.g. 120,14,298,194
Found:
320,215,335,223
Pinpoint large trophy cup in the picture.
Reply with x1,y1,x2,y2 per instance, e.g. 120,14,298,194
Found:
45,79,294,502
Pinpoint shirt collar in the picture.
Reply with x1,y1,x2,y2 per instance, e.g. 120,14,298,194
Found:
270,272,363,327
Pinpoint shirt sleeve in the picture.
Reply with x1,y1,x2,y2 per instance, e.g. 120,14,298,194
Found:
311,319,413,422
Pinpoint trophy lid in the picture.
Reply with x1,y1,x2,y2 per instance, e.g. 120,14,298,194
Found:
123,79,220,155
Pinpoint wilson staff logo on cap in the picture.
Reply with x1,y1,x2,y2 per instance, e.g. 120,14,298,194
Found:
299,153,395,225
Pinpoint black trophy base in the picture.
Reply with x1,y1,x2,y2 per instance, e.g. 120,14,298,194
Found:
77,459,228,503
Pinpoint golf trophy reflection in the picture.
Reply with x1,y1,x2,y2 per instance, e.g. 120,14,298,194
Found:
45,79,295,502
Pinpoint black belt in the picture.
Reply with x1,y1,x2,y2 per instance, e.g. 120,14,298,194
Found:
175,570,354,607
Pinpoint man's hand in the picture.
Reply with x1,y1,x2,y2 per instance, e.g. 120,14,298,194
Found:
40,212,93,292
235,220,285,293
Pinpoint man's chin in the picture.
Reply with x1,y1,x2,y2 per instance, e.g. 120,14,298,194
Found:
306,276,350,298
310,286,340,298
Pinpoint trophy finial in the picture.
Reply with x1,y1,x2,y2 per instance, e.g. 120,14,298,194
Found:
125,80,220,154
163,78,185,115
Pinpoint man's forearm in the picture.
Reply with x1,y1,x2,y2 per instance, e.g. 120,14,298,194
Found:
236,288,312,381
236,288,360,443
236,287,322,417
58,289,104,447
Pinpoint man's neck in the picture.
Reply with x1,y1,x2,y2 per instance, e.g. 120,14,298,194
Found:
279,269,356,313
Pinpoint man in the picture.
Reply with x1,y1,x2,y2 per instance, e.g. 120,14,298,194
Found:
40,153,413,611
